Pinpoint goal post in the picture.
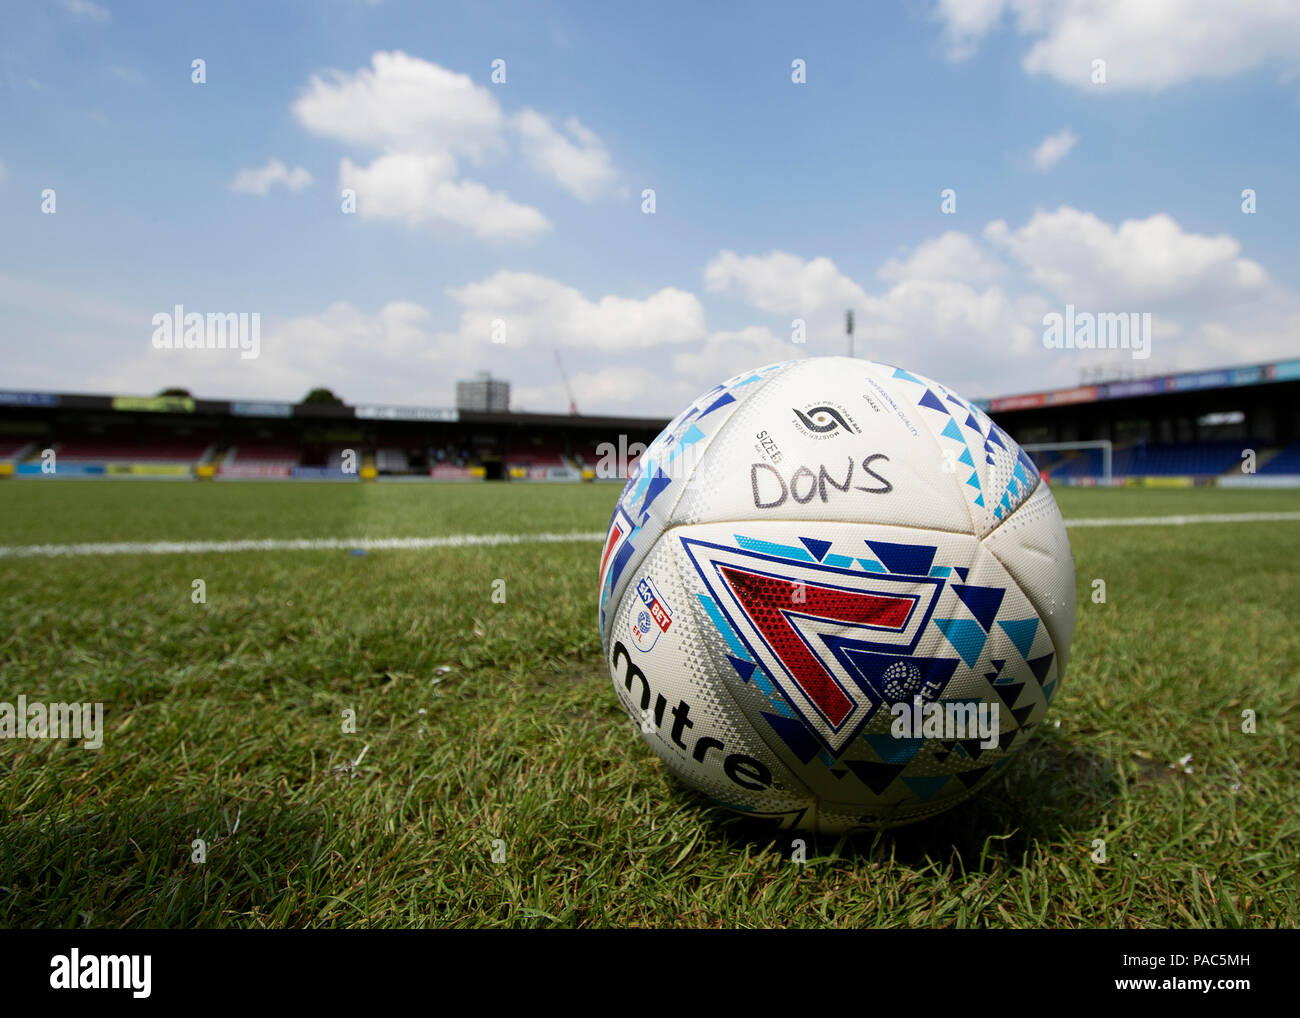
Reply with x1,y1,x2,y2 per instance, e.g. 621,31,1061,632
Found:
1020,440,1113,485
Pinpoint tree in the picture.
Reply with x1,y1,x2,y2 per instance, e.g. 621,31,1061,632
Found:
301,388,345,406
157,387,191,397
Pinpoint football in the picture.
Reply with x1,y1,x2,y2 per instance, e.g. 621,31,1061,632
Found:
598,357,1077,833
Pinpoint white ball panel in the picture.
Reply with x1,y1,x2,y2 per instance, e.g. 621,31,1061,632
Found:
983,479,1077,681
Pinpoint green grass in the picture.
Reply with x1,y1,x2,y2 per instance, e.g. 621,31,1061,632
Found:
0,480,1296,928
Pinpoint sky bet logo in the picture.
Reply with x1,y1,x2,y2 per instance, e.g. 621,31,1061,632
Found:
629,576,673,651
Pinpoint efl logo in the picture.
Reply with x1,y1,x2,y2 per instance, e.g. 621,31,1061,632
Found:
630,576,673,651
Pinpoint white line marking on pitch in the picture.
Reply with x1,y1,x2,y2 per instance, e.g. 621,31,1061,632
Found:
0,531,608,559
0,512,1296,559
1065,511,1300,528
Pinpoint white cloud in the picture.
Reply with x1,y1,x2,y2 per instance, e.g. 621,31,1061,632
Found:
511,363,699,417
701,204,1300,399
229,159,314,196
705,250,869,317
512,109,617,201
984,206,1271,306
61,0,110,24
291,51,619,243
292,50,504,159
879,231,1005,284
932,0,1300,91
510,327,805,415
932,0,1008,61
1030,128,1077,171
76,300,454,407
339,153,550,241
671,325,803,386
442,270,707,350
703,246,1034,394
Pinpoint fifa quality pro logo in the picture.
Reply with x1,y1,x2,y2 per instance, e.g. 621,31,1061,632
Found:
791,401,859,440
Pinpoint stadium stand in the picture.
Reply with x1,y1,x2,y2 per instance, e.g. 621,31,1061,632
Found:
1034,448,1107,481
0,440,33,460
1258,440,1300,475
2,357,1294,484
223,442,300,466
1035,441,1260,480
54,439,213,464
375,448,410,473
219,442,301,478
1110,440,1253,478
504,440,568,468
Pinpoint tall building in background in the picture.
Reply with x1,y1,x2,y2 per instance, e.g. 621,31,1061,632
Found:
455,372,510,412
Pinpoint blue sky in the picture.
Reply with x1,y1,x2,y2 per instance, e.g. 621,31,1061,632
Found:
2,0,1299,414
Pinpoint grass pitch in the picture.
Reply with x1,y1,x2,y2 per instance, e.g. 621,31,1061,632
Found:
0,481,1296,928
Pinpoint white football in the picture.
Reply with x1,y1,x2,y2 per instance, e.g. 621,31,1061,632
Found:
598,357,1076,833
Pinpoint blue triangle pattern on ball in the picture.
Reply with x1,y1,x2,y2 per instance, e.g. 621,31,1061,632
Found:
798,536,832,561
728,656,757,682
916,388,948,413
997,618,1038,659
636,468,673,520
762,711,821,764
845,760,906,795
934,617,987,667
902,775,952,801
952,583,1006,633
700,391,736,418
865,540,937,575
1027,653,1055,683
864,733,925,765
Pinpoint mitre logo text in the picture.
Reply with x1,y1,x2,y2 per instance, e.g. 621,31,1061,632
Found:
610,640,773,791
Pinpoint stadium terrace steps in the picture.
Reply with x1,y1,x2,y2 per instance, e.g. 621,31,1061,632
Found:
52,439,213,464
1110,439,1254,477
1036,440,1266,480
1256,440,1300,475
